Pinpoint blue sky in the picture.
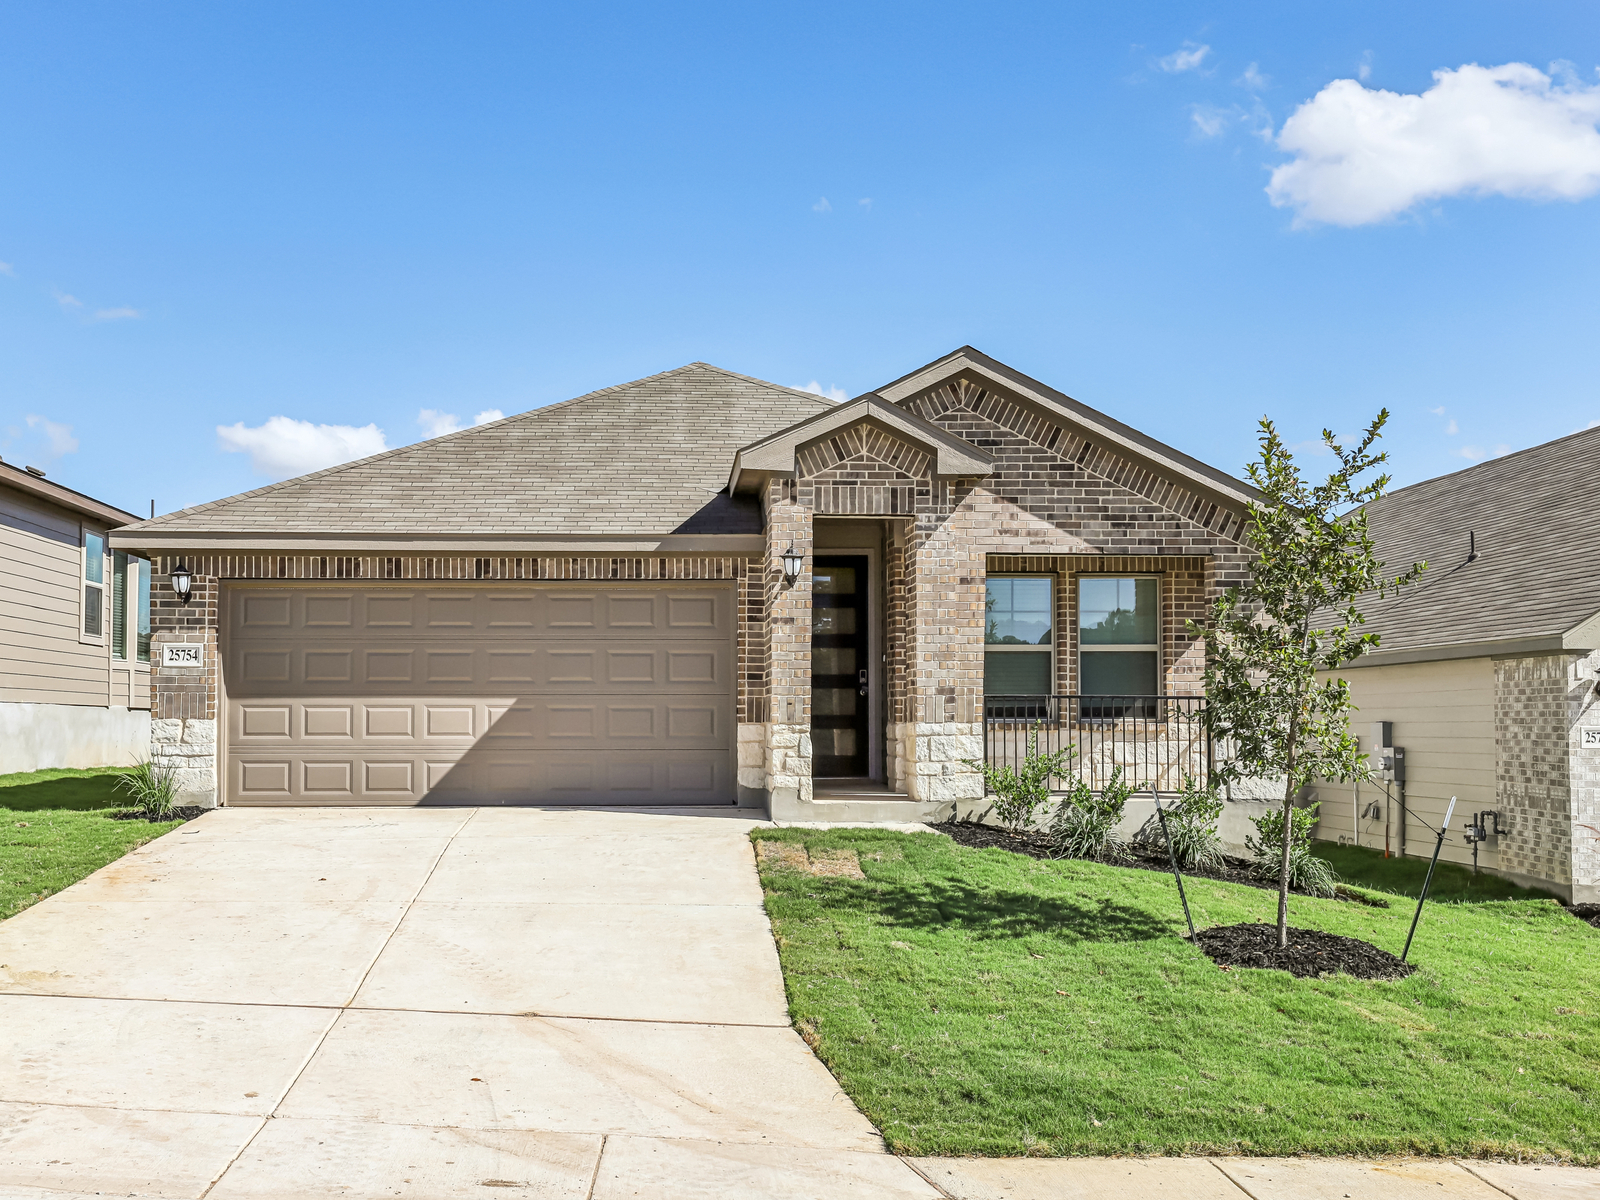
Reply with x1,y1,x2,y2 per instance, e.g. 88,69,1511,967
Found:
2,2,1597,517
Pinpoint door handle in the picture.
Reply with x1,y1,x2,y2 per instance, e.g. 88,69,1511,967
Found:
858,668,869,696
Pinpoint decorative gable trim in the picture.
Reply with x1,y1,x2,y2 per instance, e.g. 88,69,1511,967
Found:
903,378,1250,545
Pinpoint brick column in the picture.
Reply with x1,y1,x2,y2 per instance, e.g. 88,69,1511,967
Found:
744,477,813,813
149,566,221,808
900,480,986,808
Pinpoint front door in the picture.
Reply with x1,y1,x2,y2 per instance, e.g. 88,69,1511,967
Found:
811,556,869,777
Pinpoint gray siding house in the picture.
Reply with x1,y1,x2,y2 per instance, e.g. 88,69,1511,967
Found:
1,459,151,773
110,348,1259,819
1315,427,1600,903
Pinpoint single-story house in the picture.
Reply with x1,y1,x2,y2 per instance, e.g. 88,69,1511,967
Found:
1,458,152,774
1314,428,1600,903
109,347,1259,820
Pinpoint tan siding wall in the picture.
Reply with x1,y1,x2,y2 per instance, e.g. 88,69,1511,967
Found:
1313,657,1497,871
0,487,112,707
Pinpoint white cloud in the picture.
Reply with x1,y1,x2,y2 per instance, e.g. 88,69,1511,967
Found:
1191,104,1233,138
1446,418,1459,435
1268,62,1600,227
798,381,848,403
1236,63,1270,91
217,417,388,481
416,408,505,439
1429,405,1446,415
24,415,79,458
0,262,13,276
1160,42,1211,73
812,197,832,214
93,306,140,321
1358,51,1373,83
53,289,82,309
858,197,872,210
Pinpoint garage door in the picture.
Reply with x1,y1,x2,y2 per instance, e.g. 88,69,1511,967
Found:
223,584,736,806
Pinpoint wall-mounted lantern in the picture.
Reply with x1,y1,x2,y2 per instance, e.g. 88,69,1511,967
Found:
170,562,193,605
780,544,804,587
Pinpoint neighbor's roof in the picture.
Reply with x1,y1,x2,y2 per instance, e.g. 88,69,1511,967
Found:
113,364,833,550
0,459,141,527
1349,425,1600,665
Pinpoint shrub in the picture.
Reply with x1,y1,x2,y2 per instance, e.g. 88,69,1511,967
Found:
967,725,1075,832
1047,765,1133,861
1139,775,1227,872
114,760,179,821
1247,800,1338,897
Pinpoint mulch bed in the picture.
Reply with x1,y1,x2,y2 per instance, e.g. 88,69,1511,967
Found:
1194,922,1415,980
110,806,209,824
1569,904,1600,930
928,820,1358,901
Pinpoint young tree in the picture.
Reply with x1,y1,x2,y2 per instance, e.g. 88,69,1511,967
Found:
1195,414,1423,948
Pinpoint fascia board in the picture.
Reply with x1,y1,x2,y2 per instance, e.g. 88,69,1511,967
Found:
1336,634,1571,668
877,353,1258,514
1,468,141,527
107,531,766,554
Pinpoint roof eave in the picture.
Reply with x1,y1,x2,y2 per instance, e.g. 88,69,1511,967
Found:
1,463,140,527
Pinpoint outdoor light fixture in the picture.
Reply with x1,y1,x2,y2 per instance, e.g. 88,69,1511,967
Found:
780,544,803,586
170,562,193,605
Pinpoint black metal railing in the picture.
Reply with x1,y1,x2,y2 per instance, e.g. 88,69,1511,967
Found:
983,694,1210,795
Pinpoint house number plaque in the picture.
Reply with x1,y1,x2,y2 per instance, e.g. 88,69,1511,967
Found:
161,644,205,668
1583,729,1600,749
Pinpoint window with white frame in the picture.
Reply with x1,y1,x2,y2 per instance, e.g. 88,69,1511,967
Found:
81,529,105,640
109,553,153,662
984,576,1053,695
1078,576,1159,695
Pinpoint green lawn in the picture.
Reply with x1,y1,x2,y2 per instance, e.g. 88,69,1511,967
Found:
1312,841,1560,904
0,767,184,920
754,826,1600,1160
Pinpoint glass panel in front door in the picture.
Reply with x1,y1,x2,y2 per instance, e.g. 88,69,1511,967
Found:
811,556,868,777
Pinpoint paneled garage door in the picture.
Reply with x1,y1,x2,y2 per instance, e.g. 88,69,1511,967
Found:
223,584,736,806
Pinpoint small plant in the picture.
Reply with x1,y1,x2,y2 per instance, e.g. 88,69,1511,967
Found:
1247,801,1338,897
1141,775,1227,872
1047,765,1134,861
114,760,179,820
966,725,1075,832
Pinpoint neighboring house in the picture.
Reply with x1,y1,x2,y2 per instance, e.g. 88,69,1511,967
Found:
1,459,151,774
1314,429,1600,903
109,347,1260,819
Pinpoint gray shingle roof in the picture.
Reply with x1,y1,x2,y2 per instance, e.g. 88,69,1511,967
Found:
1354,426,1600,659
123,364,833,537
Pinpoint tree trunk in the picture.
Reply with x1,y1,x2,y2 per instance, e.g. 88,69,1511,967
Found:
1277,767,1296,949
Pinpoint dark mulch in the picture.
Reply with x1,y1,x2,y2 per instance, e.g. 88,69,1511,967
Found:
1194,921,1416,981
109,806,208,824
928,820,1364,901
1569,904,1600,930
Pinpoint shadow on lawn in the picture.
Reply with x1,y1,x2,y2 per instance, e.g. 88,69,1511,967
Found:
853,878,1177,943
0,773,126,813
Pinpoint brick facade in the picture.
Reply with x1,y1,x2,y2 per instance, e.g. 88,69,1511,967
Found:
1493,650,1600,900
142,367,1259,818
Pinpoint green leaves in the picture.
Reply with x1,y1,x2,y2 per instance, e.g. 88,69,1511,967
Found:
1192,411,1423,942
967,725,1076,832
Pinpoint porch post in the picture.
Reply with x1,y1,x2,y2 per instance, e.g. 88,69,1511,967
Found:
754,476,814,815
902,480,986,812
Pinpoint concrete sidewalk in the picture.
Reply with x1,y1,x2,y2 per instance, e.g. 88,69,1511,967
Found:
0,806,1594,1198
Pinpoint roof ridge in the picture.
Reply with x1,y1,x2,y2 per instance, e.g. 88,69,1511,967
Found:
127,361,826,532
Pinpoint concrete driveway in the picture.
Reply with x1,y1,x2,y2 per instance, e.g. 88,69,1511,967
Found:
0,807,937,1199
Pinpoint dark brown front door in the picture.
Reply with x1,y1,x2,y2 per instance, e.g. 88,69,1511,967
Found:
811,556,868,777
